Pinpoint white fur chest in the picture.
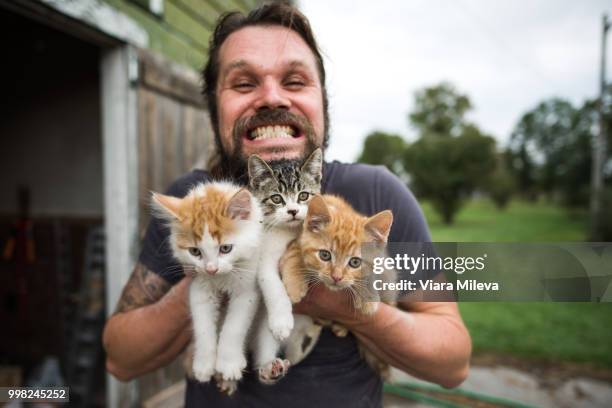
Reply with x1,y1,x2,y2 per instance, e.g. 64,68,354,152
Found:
260,227,299,259
192,261,258,298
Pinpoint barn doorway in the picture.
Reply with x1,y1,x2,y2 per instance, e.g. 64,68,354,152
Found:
0,7,106,406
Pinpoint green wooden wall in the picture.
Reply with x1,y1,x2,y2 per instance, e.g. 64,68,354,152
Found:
103,0,260,69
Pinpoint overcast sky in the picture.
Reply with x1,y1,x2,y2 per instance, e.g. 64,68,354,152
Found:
299,0,612,163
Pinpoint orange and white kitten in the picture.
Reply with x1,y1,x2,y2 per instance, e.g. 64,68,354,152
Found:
281,194,395,377
152,182,262,393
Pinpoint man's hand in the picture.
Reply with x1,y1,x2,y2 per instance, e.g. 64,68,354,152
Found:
103,263,193,381
292,285,471,388
292,284,374,327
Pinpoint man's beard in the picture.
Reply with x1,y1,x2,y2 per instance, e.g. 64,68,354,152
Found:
211,109,320,184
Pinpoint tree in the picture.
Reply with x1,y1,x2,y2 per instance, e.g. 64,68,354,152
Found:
506,144,538,201
409,82,472,137
508,98,578,199
357,131,407,177
508,93,612,208
404,128,496,224
487,151,517,210
404,83,497,224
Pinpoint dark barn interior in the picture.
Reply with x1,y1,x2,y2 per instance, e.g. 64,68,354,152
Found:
0,6,106,406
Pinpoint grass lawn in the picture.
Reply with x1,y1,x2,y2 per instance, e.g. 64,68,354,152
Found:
459,303,612,368
421,199,612,368
421,199,587,242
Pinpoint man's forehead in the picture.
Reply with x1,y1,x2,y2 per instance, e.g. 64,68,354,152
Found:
218,26,319,77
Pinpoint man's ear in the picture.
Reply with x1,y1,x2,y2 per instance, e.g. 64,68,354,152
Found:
365,210,393,242
151,192,183,221
306,195,331,232
227,188,252,220
300,148,323,185
248,154,278,191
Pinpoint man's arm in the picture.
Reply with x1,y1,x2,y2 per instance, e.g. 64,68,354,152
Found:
352,301,471,387
103,262,192,381
293,287,471,388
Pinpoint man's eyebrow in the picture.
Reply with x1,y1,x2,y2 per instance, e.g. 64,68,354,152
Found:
221,59,313,78
287,60,309,70
224,59,249,73
220,59,250,81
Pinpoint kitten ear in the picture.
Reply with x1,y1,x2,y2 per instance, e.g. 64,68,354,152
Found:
300,148,323,185
151,192,183,221
365,210,393,242
227,188,252,220
248,154,278,191
306,195,331,232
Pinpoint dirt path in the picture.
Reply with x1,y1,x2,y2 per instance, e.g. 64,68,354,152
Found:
386,362,612,408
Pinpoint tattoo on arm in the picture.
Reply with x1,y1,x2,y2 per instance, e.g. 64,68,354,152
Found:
114,263,172,314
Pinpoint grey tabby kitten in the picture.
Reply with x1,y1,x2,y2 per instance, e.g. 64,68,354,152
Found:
248,148,324,384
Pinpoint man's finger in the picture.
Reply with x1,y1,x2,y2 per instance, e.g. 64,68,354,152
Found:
291,295,311,314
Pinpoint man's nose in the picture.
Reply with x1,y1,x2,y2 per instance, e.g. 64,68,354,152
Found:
255,78,291,111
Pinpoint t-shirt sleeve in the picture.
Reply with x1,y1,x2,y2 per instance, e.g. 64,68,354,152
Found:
138,170,209,285
371,166,431,244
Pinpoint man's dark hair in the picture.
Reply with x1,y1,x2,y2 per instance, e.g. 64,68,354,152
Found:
202,2,330,157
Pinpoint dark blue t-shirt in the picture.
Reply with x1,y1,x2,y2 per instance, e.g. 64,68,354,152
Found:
139,161,432,408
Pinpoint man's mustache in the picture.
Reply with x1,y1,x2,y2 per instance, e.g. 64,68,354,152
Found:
232,109,316,144
212,108,320,183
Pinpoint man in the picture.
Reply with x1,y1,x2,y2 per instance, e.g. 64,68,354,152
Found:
103,3,471,407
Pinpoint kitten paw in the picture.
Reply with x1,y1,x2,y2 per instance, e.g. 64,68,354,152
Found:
287,285,308,304
287,290,303,304
361,301,379,316
268,312,294,341
258,358,290,385
214,373,238,396
192,360,215,383
215,354,247,381
331,323,349,337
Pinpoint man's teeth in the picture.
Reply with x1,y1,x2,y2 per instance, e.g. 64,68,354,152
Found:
249,125,296,140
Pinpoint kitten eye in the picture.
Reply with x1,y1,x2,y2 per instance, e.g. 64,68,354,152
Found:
298,192,310,202
348,257,362,268
188,247,201,257
318,249,332,262
219,244,233,254
270,194,285,205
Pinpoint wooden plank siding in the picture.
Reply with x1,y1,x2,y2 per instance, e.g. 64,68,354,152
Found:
136,83,213,234
96,1,260,403
164,1,210,49
175,0,222,28
136,48,213,401
102,0,255,70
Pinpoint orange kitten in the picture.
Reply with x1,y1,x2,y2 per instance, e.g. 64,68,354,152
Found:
281,194,395,377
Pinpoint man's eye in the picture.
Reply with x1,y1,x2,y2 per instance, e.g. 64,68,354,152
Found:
318,249,332,262
270,194,285,205
219,244,233,254
188,247,201,257
234,82,254,91
298,192,310,202
285,80,305,89
348,257,362,268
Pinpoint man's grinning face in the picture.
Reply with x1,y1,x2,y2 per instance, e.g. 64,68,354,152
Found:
216,26,325,162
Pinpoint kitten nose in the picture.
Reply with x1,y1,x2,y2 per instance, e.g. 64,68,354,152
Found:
332,274,343,283
287,209,298,217
205,264,218,275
